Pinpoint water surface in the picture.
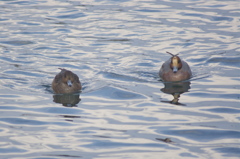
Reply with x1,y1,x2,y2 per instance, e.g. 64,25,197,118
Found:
0,0,239,158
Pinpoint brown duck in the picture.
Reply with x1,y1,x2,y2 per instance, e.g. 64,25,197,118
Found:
159,52,192,82
52,68,82,94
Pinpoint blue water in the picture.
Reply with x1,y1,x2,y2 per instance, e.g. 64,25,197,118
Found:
0,0,239,158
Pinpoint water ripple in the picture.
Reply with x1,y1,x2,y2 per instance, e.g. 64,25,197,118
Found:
0,0,239,158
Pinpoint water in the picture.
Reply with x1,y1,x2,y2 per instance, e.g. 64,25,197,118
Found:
0,0,239,158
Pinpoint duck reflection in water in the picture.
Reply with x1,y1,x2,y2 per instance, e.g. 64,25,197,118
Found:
53,93,81,107
161,81,191,105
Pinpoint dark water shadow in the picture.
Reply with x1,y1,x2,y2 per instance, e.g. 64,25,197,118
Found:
160,81,191,106
45,154,82,158
53,93,81,107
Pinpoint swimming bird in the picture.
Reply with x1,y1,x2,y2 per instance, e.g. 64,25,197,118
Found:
159,52,192,82
52,68,82,94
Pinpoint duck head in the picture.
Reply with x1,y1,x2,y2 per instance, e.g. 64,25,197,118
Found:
59,69,75,87
167,52,182,73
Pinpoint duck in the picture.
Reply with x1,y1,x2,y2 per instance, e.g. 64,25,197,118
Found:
52,68,82,94
159,52,192,82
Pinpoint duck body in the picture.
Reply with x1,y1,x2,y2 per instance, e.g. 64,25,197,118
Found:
52,68,82,94
159,52,192,82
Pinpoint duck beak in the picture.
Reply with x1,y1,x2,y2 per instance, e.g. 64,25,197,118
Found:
67,80,72,87
173,66,178,73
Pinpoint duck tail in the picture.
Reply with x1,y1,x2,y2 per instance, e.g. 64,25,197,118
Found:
58,68,67,71
166,51,179,56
